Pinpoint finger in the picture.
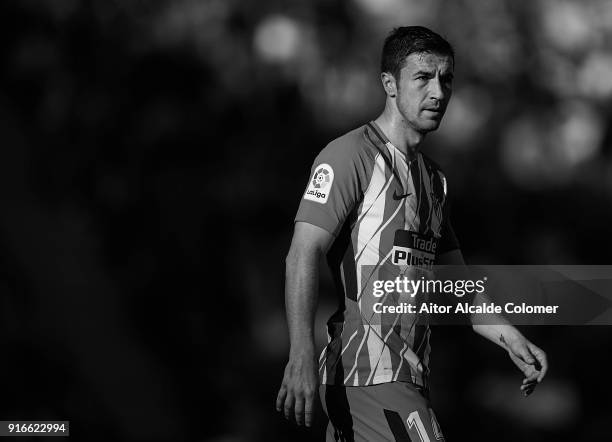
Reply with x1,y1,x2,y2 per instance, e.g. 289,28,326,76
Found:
294,395,305,426
305,394,314,428
276,385,287,412
522,368,538,380
524,385,536,396
284,392,295,420
519,363,537,381
522,379,537,388
521,382,536,393
516,346,535,365
520,381,537,391
529,345,548,382
524,369,539,383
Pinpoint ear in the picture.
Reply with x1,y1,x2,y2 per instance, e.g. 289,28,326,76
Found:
381,72,397,98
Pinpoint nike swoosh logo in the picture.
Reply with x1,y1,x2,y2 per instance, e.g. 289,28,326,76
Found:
392,190,412,200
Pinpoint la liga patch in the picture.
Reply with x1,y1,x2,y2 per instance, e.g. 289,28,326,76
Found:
304,163,334,204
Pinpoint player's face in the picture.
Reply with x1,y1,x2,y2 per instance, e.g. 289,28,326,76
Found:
395,52,453,133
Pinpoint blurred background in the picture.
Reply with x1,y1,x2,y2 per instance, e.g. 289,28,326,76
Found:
0,0,611,440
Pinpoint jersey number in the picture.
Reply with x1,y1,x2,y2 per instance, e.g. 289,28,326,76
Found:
406,409,444,442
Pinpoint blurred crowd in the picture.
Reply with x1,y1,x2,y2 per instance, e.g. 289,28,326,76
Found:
0,0,611,440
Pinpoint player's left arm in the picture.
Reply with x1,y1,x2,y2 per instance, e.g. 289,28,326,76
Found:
437,249,548,396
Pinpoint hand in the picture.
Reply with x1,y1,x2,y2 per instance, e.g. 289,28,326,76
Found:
501,334,548,396
276,352,318,427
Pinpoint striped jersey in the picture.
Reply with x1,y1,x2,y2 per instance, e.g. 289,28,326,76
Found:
295,121,459,388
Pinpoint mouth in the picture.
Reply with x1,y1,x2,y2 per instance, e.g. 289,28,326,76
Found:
423,108,443,118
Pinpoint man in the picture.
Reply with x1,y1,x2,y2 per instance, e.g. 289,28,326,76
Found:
276,26,547,441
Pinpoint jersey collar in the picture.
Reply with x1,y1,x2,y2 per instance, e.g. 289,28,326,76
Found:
367,121,417,164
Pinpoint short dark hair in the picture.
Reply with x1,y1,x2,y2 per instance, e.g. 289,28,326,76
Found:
381,26,454,80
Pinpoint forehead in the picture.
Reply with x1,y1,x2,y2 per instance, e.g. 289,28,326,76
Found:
401,52,454,74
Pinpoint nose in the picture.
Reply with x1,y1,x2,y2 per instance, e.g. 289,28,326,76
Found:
429,76,445,102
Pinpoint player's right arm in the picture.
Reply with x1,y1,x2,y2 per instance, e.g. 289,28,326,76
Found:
275,221,334,428
276,132,368,427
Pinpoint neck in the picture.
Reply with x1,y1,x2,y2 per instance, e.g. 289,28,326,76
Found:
374,103,425,160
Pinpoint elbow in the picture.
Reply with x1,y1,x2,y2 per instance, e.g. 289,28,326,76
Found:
472,323,485,335
470,317,480,332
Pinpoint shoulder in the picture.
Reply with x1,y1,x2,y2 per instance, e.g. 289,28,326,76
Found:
317,125,378,164
421,153,449,182
421,153,449,197
420,152,445,174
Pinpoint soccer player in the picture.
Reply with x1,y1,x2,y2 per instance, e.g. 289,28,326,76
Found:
275,26,548,441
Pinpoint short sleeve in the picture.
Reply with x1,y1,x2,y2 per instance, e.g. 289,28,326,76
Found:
438,200,460,255
294,140,369,237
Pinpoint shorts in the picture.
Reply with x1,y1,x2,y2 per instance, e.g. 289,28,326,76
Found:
319,382,444,442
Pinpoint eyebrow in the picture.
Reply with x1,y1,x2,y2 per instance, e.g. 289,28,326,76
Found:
413,70,434,77
412,70,454,80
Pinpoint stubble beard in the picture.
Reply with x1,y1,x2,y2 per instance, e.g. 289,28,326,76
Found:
397,99,438,136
